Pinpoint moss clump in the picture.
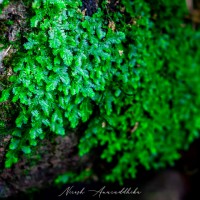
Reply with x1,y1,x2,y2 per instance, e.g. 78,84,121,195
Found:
0,0,200,185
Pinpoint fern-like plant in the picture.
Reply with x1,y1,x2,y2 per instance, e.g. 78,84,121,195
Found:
0,0,200,185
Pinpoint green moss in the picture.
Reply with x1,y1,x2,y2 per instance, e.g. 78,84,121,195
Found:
0,0,10,14
0,0,200,185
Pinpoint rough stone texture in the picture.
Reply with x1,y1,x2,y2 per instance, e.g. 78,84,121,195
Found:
0,1,27,75
0,133,89,198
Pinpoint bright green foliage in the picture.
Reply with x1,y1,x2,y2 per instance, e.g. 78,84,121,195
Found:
0,0,200,185
55,169,93,184
78,0,200,184
0,0,10,14
0,0,125,168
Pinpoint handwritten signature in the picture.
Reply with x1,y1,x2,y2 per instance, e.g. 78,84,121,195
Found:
58,185,141,198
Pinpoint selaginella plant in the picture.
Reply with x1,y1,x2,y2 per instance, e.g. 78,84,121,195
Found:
0,0,125,166
0,0,200,185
